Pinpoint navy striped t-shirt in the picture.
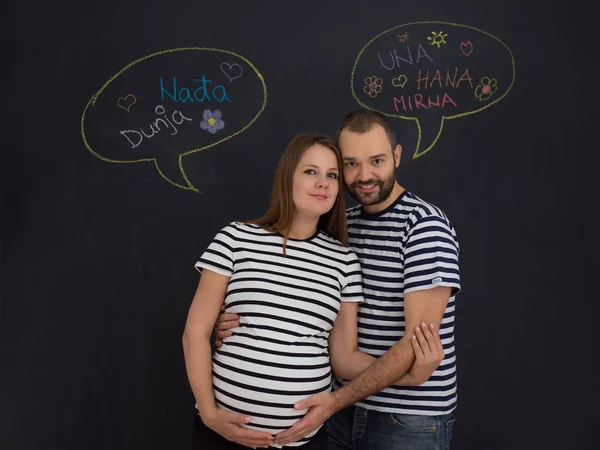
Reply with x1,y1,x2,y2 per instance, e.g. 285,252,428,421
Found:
333,191,461,415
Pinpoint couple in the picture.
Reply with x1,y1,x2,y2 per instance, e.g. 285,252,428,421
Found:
182,109,461,450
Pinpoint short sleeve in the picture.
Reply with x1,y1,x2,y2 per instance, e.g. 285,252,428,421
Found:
194,223,236,277
403,215,461,296
341,250,364,303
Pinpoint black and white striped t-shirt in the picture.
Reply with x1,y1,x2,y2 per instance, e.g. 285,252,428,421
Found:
195,222,363,446
333,191,461,416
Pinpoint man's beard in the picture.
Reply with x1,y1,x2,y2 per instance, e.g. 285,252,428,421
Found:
347,171,396,206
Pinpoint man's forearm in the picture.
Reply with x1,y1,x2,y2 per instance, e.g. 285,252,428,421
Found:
331,336,415,411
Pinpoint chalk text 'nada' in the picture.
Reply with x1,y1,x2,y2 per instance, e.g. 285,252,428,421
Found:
160,76,231,103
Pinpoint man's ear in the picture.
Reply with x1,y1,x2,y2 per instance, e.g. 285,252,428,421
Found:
394,144,402,168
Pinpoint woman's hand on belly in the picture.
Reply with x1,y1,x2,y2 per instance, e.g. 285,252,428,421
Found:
201,408,275,448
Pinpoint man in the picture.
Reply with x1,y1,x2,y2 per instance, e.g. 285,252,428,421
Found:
216,109,461,449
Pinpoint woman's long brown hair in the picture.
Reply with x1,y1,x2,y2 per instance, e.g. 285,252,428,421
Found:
249,133,348,253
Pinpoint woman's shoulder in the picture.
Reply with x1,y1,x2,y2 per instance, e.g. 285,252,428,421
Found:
222,221,275,239
315,231,357,259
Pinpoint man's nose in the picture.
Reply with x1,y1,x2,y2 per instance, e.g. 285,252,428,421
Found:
358,165,370,181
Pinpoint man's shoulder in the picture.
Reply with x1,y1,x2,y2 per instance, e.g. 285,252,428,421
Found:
403,191,450,222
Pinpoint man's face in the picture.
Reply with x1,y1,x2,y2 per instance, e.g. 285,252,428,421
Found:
339,125,401,206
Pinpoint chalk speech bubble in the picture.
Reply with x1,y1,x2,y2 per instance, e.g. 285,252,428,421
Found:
352,22,515,158
81,48,267,192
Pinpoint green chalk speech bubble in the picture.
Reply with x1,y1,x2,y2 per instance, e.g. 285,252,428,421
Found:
352,22,515,158
81,47,267,192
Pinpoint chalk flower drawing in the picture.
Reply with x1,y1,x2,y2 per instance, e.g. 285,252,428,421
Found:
397,33,410,43
200,109,225,134
363,76,383,98
474,77,498,101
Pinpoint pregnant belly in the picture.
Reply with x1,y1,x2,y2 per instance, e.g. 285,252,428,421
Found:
212,346,332,435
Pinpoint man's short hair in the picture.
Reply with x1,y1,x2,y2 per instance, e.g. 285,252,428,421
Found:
337,109,397,151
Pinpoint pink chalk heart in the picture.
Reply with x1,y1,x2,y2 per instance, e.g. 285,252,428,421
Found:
220,62,243,82
117,94,136,112
460,41,473,56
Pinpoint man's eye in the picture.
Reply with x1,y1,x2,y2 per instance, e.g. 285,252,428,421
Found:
346,162,356,168
373,159,382,165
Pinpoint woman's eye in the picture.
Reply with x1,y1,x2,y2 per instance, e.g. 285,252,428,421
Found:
327,173,338,179
304,169,316,175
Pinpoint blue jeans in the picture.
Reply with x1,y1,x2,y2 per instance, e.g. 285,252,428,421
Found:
327,405,455,450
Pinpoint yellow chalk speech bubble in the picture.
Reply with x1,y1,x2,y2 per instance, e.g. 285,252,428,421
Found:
81,47,267,192
352,21,515,158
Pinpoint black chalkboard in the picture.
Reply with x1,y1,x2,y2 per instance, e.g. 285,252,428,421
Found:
3,1,596,449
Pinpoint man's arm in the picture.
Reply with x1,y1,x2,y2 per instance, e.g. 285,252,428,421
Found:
218,304,443,386
330,286,451,409
328,301,444,386
273,286,451,446
214,305,239,347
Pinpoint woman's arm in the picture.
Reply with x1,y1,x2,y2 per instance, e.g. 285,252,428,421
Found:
328,302,375,380
328,302,445,386
182,269,229,421
182,269,274,448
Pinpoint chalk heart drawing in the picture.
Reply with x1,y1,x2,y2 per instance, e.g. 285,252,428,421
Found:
460,41,473,56
117,94,137,112
392,75,409,88
220,62,243,81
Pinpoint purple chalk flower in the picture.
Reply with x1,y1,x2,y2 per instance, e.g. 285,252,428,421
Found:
200,109,225,134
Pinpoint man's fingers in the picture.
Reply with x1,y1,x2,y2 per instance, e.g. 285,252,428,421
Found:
293,393,323,410
216,329,233,341
418,322,434,353
431,323,445,355
276,430,309,445
423,323,444,358
411,334,425,358
293,399,308,410
420,322,436,352
273,424,299,443
216,320,239,332
275,422,312,445
414,324,431,355
216,313,240,324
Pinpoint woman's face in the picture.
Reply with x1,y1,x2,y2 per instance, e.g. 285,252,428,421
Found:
292,144,340,219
